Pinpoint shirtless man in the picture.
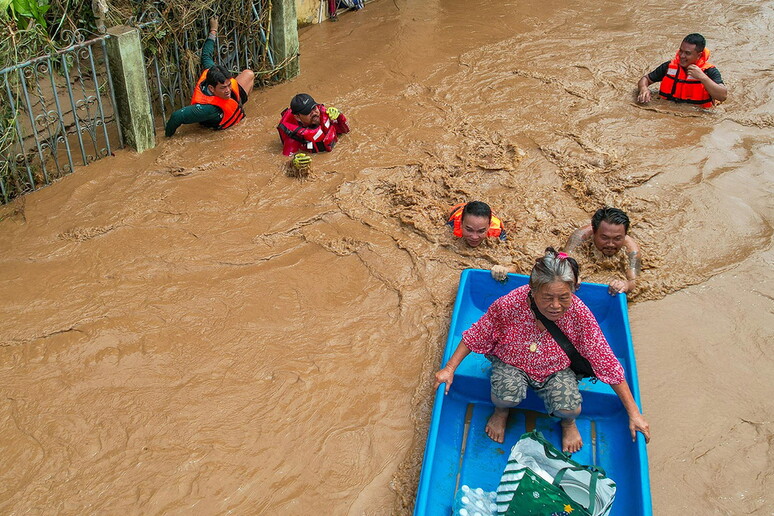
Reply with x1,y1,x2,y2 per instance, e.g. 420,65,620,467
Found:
564,207,641,295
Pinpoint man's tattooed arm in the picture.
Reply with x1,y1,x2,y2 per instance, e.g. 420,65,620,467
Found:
627,250,641,281
565,228,587,253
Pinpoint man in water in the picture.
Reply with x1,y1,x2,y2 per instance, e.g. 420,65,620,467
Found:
276,93,350,156
563,207,641,295
636,33,727,108
446,201,506,248
165,18,254,137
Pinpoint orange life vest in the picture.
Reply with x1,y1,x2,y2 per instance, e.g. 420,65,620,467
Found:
658,49,716,108
190,70,245,129
447,203,504,238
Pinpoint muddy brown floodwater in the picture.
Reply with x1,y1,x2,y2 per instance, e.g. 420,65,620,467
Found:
1,0,773,514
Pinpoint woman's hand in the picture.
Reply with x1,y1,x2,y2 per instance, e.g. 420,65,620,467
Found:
610,379,651,444
629,412,651,443
434,341,471,394
434,366,456,394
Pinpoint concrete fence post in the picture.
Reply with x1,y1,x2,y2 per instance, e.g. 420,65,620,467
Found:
106,25,155,153
270,0,301,80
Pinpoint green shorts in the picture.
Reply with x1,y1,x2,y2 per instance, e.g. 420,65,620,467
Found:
488,356,582,416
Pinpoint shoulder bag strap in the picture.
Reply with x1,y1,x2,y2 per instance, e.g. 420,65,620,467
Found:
528,292,595,379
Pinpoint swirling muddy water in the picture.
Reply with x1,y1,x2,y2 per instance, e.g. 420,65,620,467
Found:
1,0,772,513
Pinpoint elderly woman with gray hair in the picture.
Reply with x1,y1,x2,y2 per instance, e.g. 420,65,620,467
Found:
434,248,650,452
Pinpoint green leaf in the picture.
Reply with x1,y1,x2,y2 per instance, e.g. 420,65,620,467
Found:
11,0,33,17
9,0,48,27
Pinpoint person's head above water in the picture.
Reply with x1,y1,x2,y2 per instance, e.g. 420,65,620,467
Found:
591,207,630,257
460,201,492,247
290,93,320,127
678,33,707,68
204,65,233,100
529,247,580,321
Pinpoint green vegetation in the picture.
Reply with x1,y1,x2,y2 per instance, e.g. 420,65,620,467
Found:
3,0,51,29
1,0,276,204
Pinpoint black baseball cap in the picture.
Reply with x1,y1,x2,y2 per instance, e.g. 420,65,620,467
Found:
290,93,317,115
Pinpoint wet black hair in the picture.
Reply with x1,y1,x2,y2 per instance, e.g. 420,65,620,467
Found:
591,207,630,233
682,33,706,53
461,201,492,222
204,65,232,88
530,247,580,292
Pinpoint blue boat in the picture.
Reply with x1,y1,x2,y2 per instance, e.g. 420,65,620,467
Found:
414,269,651,515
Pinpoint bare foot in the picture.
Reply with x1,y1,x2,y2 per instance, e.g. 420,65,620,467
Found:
561,419,583,453
485,407,509,443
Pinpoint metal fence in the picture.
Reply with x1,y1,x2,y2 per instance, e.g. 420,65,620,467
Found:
137,3,276,129
0,34,123,204
0,1,278,204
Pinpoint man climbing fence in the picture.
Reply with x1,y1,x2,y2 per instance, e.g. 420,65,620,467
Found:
164,18,255,137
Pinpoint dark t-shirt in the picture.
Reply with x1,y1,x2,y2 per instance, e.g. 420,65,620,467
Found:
647,61,724,84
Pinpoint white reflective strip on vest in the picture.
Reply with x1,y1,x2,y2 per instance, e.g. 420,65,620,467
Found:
307,142,313,149
324,119,330,129
313,128,324,140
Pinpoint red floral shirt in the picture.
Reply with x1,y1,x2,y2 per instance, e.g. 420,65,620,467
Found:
462,285,625,384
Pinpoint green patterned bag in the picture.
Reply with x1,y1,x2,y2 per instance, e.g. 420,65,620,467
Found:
496,431,616,516
503,467,588,515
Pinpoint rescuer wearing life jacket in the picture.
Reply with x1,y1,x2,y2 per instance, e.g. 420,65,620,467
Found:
276,93,350,157
165,18,255,137
636,33,727,108
446,201,507,248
